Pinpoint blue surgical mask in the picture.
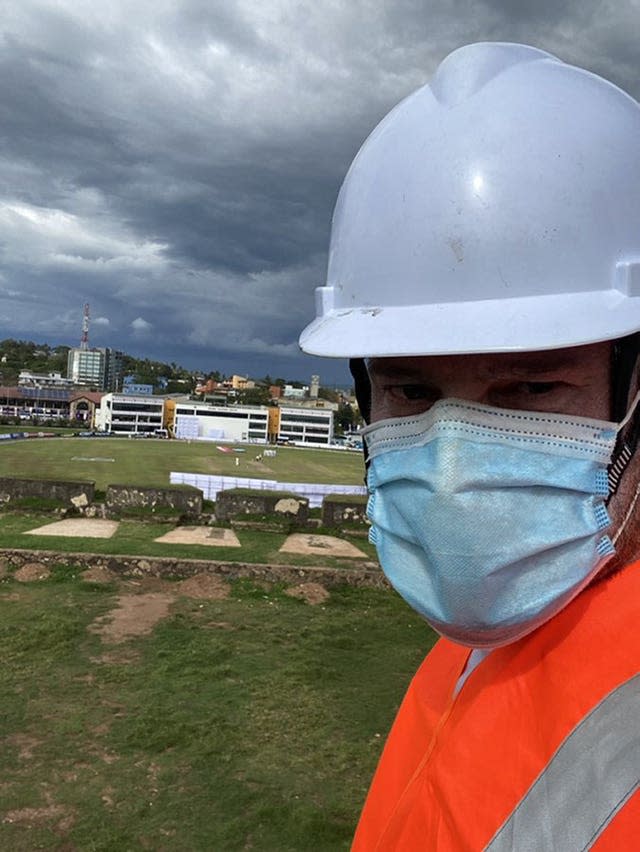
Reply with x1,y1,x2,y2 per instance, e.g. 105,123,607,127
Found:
363,398,623,649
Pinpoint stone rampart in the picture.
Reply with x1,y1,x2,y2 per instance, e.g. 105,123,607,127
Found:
105,484,202,516
0,477,95,508
321,494,369,527
0,548,387,589
215,489,309,523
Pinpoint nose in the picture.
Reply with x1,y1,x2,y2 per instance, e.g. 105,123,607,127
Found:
439,370,489,404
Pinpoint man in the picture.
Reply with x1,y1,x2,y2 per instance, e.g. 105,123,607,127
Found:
299,43,640,849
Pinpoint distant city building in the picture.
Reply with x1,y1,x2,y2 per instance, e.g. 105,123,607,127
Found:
195,378,232,400
96,393,164,435
105,349,124,392
277,406,333,446
18,370,76,389
166,399,269,443
122,382,154,396
0,386,103,424
279,397,338,412
231,375,255,390
310,375,320,399
66,347,123,391
69,392,104,425
283,384,308,399
196,377,259,398
67,348,104,387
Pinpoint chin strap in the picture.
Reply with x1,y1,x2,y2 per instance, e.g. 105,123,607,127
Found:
609,333,640,496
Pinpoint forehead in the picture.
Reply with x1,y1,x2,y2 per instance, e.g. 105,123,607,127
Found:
367,342,611,381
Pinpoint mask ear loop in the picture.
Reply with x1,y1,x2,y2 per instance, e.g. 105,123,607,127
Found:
609,388,640,495
612,481,640,545
617,387,640,431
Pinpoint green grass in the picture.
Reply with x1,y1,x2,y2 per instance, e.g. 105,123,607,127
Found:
0,425,77,436
0,567,436,850
0,438,365,490
0,513,379,565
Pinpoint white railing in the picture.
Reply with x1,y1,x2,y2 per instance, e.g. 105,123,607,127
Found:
169,472,367,508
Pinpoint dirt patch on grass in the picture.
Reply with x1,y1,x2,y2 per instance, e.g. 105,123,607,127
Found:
122,576,172,593
175,573,231,600
245,460,273,474
284,582,330,606
88,593,174,645
14,562,51,582
2,788,75,833
87,573,230,648
6,733,41,760
81,565,118,584
92,647,143,665
2,803,67,826
101,786,116,808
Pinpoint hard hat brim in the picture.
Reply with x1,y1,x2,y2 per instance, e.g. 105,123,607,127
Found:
299,289,640,357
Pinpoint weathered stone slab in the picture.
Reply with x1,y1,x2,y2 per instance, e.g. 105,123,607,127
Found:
154,527,241,547
279,534,368,559
24,519,119,538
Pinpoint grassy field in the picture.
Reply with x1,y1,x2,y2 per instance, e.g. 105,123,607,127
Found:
0,513,379,565
0,435,404,850
0,425,77,436
0,566,436,850
0,437,365,491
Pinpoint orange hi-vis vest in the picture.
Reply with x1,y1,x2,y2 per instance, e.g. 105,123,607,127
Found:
353,561,640,851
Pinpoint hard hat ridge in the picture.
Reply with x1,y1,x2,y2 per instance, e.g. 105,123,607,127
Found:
299,42,640,359
429,42,556,108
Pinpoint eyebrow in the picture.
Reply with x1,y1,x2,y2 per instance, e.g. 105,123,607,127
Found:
367,352,585,382
366,361,429,381
483,354,581,378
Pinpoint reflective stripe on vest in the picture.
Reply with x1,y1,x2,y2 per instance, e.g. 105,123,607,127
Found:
486,672,640,851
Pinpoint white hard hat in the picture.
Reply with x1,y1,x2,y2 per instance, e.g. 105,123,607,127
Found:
299,42,640,358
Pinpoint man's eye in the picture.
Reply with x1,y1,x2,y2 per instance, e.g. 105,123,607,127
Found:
393,384,432,401
497,381,563,402
522,382,559,395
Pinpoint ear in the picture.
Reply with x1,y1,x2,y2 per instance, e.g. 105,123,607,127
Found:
611,333,640,421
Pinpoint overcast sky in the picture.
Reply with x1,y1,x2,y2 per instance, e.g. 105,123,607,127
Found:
1,1,640,384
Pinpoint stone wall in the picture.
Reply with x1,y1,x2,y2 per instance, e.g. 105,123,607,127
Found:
321,494,369,527
0,547,387,589
105,485,202,516
215,488,309,523
0,477,95,508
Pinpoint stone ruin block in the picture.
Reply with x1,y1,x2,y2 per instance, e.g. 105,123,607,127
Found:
215,488,309,523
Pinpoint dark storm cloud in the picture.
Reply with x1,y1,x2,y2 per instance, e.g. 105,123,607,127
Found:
1,1,640,383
